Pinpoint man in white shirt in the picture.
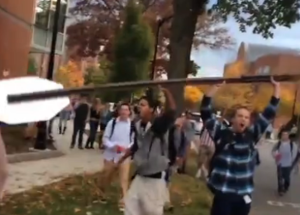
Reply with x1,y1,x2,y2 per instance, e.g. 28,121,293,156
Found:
100,103,134,211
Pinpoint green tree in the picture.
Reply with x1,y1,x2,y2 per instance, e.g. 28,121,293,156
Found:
110,0,154,101
168,0,300,111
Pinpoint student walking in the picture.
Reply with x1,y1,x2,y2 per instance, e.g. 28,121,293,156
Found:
85,98,101,149
195,128,214,179
201,77,280,215
70,95,89,149
272,129,298,195
100,103,134,211
117,88,176,215
99,103,113,149
58,104,73,135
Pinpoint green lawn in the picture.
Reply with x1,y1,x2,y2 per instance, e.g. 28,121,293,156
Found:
1,156,212,215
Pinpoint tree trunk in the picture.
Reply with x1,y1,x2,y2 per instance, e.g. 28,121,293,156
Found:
168,0,205,114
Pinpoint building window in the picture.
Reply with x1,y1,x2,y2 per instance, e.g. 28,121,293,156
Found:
35,0,67,33
256,65,270,75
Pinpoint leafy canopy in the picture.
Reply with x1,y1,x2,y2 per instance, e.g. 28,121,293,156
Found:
212,0,300,38
109,0,154,100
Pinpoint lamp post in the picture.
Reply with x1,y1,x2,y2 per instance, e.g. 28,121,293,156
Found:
150,15,173,80
34,0,62,150
292,86,298,117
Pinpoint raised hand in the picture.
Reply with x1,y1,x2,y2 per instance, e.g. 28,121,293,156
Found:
270,76,279,87
271,76,280,98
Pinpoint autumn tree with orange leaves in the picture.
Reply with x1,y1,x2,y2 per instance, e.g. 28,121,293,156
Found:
55,61,84,88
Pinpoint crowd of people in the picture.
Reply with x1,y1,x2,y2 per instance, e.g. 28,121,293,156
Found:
0,78,300,215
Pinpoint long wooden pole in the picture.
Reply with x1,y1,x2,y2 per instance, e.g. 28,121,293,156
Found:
7,75,300,104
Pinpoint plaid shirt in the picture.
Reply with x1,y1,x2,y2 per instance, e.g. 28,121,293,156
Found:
201,95,279,195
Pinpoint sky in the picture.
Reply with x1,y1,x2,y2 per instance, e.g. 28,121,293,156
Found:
193,17,300,78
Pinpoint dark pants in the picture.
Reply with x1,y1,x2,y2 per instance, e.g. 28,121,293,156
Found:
47,118,54,136
210,193,251,215
71,121,85,147
277,166,291,192
34,122,47,150
255,150,261,166
85,121,99,148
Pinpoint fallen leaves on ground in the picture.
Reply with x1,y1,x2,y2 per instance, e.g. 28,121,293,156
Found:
1,159,211,215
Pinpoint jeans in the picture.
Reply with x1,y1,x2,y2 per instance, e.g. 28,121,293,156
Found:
277,166,291,192
71,121,85,147
85,121,99,148
47,118,54,136
210,192,251,215
59,110,70,128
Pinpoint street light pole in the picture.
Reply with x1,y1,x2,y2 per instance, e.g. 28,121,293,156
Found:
150,19,162,80
150,15,173,80
292,86,298,117
34,0,61,150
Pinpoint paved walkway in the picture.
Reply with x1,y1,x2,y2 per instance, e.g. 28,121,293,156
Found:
6,119,104,194
5,125,300,214
252,143,300,215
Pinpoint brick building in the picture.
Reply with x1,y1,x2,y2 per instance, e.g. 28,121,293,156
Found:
224,42,300,126
224,42,300,77
0,0,69,79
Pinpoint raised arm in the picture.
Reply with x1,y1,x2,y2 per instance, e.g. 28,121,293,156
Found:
251,77,280,143
200,83,224,140
151,88,176,135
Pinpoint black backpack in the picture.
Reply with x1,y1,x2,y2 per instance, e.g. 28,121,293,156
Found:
276,141,294,155
208,129,255,177
109,118,136,142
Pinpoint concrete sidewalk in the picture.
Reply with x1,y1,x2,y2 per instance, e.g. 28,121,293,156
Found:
6,119,104,194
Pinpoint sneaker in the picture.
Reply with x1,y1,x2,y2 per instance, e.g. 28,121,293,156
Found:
164,203,174,212
195,168,201,179
118,199,125,211
99,197,108,204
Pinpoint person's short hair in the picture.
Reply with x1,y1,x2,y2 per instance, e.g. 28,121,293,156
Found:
140,89,160,110
278,127,291,139
119,102,130,110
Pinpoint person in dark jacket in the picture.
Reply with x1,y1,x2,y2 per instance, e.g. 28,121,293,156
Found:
85,98,101,149
70,95,89,149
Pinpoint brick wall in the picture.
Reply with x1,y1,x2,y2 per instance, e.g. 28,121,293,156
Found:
0,0,35,78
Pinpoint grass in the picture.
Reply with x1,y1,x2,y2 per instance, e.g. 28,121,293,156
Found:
1,153,211,215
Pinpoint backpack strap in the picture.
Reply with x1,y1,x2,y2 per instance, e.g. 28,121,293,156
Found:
129,121,136,142
290,141,294,155
276,141,282,151
109,118,117,139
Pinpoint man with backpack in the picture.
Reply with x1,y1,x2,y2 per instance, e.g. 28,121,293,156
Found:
272,129,298,195
116,87,176,215
164,116,190,211
100,103,134,211
201,77,280,215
